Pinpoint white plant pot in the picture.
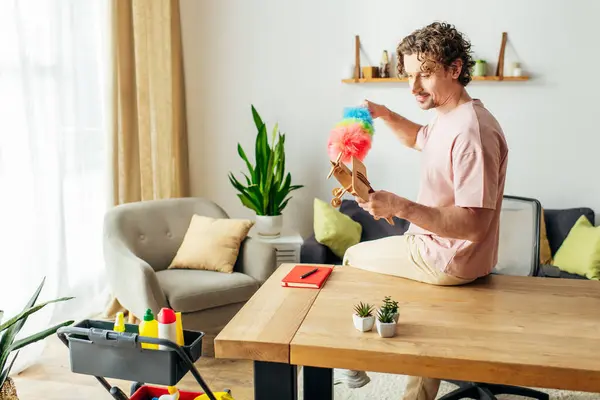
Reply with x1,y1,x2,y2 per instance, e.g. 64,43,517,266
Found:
255,214,283,238
376,319,396,338
352,314,375,332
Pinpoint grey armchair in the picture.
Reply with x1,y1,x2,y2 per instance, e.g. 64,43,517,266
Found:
103,197,276,354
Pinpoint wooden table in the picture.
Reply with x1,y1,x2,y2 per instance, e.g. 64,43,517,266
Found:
215,263,600,399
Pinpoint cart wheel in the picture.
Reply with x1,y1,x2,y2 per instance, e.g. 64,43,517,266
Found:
109,386,129,400
332,187,343,197
130,382,144,396
331,197,342,208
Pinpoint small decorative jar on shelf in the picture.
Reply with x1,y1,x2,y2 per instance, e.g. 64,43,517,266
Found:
511,62,523,77
473,60,487,77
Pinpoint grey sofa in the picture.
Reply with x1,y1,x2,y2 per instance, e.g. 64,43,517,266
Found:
301,199,595,280
103,197,276,354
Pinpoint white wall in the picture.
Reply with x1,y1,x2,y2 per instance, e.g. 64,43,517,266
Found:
180,0,600,238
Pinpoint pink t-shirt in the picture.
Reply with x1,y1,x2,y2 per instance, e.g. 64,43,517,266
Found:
406,99,508,280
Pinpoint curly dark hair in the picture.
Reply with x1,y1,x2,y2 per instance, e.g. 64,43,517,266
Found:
396,22,475,86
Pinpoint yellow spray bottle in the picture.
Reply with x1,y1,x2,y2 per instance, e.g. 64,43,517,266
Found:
139,308,159,350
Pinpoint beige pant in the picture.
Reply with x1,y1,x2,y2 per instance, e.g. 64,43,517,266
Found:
342,234,474,400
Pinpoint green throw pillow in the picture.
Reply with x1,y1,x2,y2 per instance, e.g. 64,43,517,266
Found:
313,198,362,259
553,215,600,280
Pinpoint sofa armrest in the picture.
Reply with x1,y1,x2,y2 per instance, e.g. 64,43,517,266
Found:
301,234,337,264
103,233,169,319
235,237,277,284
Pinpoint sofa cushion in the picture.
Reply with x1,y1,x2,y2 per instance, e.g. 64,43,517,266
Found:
544,208,595,255
314,198,362,258
156,269,259,313
552,215,600,280
339,200,410,241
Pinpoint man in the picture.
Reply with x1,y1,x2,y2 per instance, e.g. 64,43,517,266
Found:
338,22,509,400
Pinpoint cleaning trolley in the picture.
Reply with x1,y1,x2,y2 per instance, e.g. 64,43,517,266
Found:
57,317,233,400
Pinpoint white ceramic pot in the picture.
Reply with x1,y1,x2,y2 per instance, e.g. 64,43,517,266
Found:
255,214,283,238
376,320,396,338
352,314,375,332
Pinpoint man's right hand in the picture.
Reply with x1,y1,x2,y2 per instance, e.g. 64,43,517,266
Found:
363,99,389,119
363,99,423,150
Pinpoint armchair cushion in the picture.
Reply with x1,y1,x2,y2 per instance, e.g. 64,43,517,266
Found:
156,269,259,313
168,215,254,273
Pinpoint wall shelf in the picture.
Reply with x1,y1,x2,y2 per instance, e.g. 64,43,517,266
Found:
346,32,529,84
342,76,529,84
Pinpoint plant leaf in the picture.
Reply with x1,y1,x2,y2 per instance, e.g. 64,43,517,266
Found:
0,297,74,333
277,197,292,214
254,123,267,193
274,172,292,208
237,143,255,182
251,104,263,131
237,194,260,214
228,173,247,194
0,278,46,377
242,172,252,186
271,122,278,148
229,174,262,213
9,320,74,354
0,351,19,389
263,145,275,213
257,123,269,192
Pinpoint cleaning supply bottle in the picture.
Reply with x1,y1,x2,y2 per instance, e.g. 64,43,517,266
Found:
139,308,159,350
157,307,178,350
113,311,125,333
158,386,180,400
175,311,184,346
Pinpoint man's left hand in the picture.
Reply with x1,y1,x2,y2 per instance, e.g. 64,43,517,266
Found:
356,190,409,220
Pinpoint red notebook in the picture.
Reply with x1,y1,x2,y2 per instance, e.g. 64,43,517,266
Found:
281,265,332,289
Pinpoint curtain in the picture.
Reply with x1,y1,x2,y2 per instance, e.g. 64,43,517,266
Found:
0,0,111,375
105,0,190,322
111,0,189,205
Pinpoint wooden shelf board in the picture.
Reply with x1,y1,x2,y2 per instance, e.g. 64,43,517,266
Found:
342,76,530,83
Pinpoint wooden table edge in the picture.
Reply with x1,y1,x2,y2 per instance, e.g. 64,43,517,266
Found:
214,263,337,364
290,338,600,393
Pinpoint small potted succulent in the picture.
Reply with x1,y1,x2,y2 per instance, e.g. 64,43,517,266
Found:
376,307,396,338
382,296,399,323
352,302,375,332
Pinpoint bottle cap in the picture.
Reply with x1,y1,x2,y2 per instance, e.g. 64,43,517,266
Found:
114,311,125,332
143,308,155,322
157,307,176,324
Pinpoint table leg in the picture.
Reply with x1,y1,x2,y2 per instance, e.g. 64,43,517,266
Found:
303,366,333,400
254,361,297,400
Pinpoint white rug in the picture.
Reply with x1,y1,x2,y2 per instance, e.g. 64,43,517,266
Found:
298,369,599,399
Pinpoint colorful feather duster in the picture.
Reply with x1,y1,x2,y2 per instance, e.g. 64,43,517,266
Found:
328,105,375,163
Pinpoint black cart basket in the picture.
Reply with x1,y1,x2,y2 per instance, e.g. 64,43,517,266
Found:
57,319,222,400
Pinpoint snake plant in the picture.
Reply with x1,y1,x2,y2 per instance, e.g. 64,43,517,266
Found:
0,278,74,389
228,105,303,216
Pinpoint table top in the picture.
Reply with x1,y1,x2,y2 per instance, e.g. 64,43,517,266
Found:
214,263,330,363
215,263,600,392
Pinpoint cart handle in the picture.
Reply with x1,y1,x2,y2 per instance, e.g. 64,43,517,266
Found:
57,326,218,400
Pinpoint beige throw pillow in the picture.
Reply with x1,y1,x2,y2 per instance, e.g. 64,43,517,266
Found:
168,214,254,273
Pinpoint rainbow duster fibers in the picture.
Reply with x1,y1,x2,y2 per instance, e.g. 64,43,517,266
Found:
328,105,375,163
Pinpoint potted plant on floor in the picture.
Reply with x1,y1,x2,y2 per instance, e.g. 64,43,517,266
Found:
352,302,375,332
376,307,396,338
0,278,74,400
382,296,399,323
228,105,303,238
